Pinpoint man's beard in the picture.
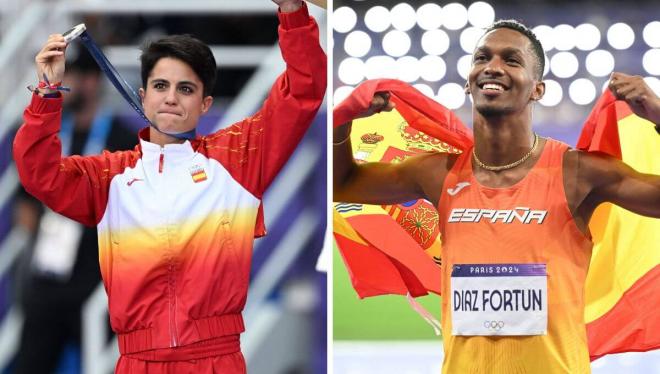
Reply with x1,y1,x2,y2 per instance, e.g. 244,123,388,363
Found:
474,101,515,118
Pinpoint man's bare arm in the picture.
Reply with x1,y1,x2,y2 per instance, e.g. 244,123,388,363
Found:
334,137,446,205
579,151,660,218
567,73,660,226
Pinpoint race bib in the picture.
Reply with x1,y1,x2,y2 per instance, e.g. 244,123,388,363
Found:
451,263,547,336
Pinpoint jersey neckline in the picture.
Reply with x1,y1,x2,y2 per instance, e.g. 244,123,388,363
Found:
467,137,551,191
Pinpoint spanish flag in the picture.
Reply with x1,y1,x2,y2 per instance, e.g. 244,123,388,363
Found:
577,89,660,360
333,79,472,298
190,166,208,183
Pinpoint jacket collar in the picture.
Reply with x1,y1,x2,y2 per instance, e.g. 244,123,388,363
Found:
136,127,198,160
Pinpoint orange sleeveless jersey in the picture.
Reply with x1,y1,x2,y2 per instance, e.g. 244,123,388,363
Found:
437,139,593,373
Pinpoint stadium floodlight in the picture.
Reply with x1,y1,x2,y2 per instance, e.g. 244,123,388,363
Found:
607,23,635,50
396,56,421,82
643,21,660,48
333,86,355,105
550,52,579,79
585,50,615,77
601,80,610,93
413,83,435,98
575,23,601,51
365,6,391,33
538,79,562,107
382,30,411,57
420,55,447,82
421,29,450,55
457,54,473,80
643,49,660,75
460,27,484,54
391,3,417,32
365,55,397,79
416,3,443,31
533,25,554,52
344,31,372,58
437,83,466,109
569,78,596,105
338,57,365,85
644,77,660,96
553,24,576,51
441,3,468,31
467,2,495,29
333,6,358,33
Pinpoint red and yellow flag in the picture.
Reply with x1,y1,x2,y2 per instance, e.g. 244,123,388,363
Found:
333,79,472,298
577,89,660,360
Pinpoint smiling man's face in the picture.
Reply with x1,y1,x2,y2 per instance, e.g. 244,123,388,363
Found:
467,28,544,118
140,57,212,136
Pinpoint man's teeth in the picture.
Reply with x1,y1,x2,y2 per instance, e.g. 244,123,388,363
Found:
483,83,504,91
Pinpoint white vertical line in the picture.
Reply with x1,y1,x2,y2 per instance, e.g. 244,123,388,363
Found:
82,283,119,374
0,165,18,213
0,307,23,368
245,209,319,321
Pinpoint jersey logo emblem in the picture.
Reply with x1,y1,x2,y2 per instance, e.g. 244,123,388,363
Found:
447,182,471,196
127,178,143,186
190,164,208,183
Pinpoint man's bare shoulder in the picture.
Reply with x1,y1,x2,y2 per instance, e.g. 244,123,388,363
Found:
563,148,621,176
562,147,631,202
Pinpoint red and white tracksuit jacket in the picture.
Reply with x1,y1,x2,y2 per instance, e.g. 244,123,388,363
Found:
13,3,325,362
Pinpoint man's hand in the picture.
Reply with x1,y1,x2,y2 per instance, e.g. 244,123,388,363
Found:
355,91,396,120
271,0,302,13
609,72,660,125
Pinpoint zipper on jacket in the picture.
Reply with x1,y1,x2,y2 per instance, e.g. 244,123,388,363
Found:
168,262,179,347
158,147,164,173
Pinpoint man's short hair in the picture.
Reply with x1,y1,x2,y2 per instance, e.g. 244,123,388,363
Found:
140,34,217,97
483,20,545,80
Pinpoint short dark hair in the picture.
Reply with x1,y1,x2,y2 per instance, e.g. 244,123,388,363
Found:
483,20,545,80
140,34,217,97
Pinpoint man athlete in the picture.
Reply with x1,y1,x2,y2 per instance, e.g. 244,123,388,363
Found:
14,0,325,372
334,20,660,373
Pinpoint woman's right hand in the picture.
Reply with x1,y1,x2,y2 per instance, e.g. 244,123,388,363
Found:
35,34,67,85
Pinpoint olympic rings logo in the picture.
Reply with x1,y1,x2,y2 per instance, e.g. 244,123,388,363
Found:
484,320,505,330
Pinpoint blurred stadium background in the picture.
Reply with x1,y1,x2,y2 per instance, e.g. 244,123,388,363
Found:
332,0,660,373
0,1,327,373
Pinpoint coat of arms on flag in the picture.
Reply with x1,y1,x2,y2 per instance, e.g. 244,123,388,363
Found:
333,79,472,299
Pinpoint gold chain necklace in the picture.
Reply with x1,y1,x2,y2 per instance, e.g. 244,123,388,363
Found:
472,133,539,172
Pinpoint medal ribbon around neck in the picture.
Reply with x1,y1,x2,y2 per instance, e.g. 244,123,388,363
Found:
66,24,196,140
